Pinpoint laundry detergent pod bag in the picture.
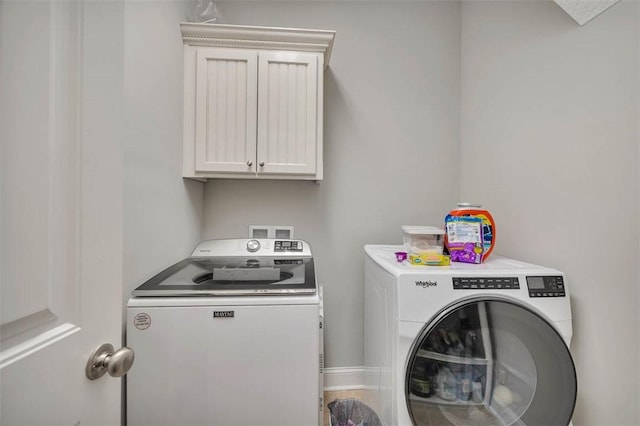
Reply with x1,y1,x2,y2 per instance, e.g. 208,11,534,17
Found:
445,203,496,262
445,216,483,264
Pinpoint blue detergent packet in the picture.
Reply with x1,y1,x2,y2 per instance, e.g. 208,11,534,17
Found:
445,215,484,264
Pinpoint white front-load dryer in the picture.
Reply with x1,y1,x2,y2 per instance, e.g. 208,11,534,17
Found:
364,245,577,426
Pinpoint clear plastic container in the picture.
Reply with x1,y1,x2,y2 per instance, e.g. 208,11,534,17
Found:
402,226,445,255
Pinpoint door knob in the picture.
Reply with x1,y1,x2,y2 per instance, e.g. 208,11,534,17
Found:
246,160,253,167
259,161,264,167
85,343,134,380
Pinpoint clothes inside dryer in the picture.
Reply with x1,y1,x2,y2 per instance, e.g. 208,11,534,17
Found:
406,299,576,426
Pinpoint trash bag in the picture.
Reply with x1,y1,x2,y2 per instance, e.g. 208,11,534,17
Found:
188,0,223,23
327,398,383,426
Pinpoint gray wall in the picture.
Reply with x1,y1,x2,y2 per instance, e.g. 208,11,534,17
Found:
118,1,640,423
460,1,639,424
123,2,203,306
201,1,462,368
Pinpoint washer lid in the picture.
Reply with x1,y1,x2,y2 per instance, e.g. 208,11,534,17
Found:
133,239,316,296
132,256,316,297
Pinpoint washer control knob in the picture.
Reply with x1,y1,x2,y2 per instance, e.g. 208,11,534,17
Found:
247,239,261,252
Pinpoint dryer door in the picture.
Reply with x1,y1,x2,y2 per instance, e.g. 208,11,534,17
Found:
405,298,576,426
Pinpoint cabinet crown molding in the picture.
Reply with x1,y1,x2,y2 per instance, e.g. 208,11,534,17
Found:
180,22,336,66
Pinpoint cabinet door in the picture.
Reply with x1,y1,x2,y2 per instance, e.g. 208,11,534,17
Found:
195,48,257,173
257,52,319,176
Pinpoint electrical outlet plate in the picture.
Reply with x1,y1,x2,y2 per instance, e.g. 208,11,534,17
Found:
249,225,294,239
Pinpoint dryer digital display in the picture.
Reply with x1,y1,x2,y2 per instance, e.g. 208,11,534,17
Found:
526,276,566,298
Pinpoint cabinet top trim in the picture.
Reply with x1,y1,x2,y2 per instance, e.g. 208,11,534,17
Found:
180,22,336,66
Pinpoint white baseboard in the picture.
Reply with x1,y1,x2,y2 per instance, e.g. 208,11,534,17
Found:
323,366,365,391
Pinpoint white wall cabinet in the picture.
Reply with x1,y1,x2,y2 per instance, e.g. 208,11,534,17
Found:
181,23,335,181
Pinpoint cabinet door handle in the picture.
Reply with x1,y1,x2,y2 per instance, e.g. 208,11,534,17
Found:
259,161,264,167
246,160,253,167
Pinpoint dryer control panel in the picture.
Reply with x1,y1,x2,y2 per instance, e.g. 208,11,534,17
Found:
453,277,520,290
526,276,566,298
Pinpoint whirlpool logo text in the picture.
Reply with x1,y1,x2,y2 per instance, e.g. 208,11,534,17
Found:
415,280,438,288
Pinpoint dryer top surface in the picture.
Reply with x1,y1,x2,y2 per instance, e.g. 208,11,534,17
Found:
364,245,561,277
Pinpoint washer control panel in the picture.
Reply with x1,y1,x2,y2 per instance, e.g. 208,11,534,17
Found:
453,277,520,290
526,276,565,298
274,240,303,252
192,239,311,258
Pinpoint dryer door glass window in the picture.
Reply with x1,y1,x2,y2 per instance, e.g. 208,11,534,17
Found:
405,299,576,426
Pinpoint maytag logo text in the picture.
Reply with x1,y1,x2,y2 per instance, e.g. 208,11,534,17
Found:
416,280,438,288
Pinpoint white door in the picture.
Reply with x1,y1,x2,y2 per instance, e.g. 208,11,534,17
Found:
1,2,125,425
257,51,319,176
194,47,258,174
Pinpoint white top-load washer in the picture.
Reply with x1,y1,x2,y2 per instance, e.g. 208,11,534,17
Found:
127,239,323,426
364,245,576,426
